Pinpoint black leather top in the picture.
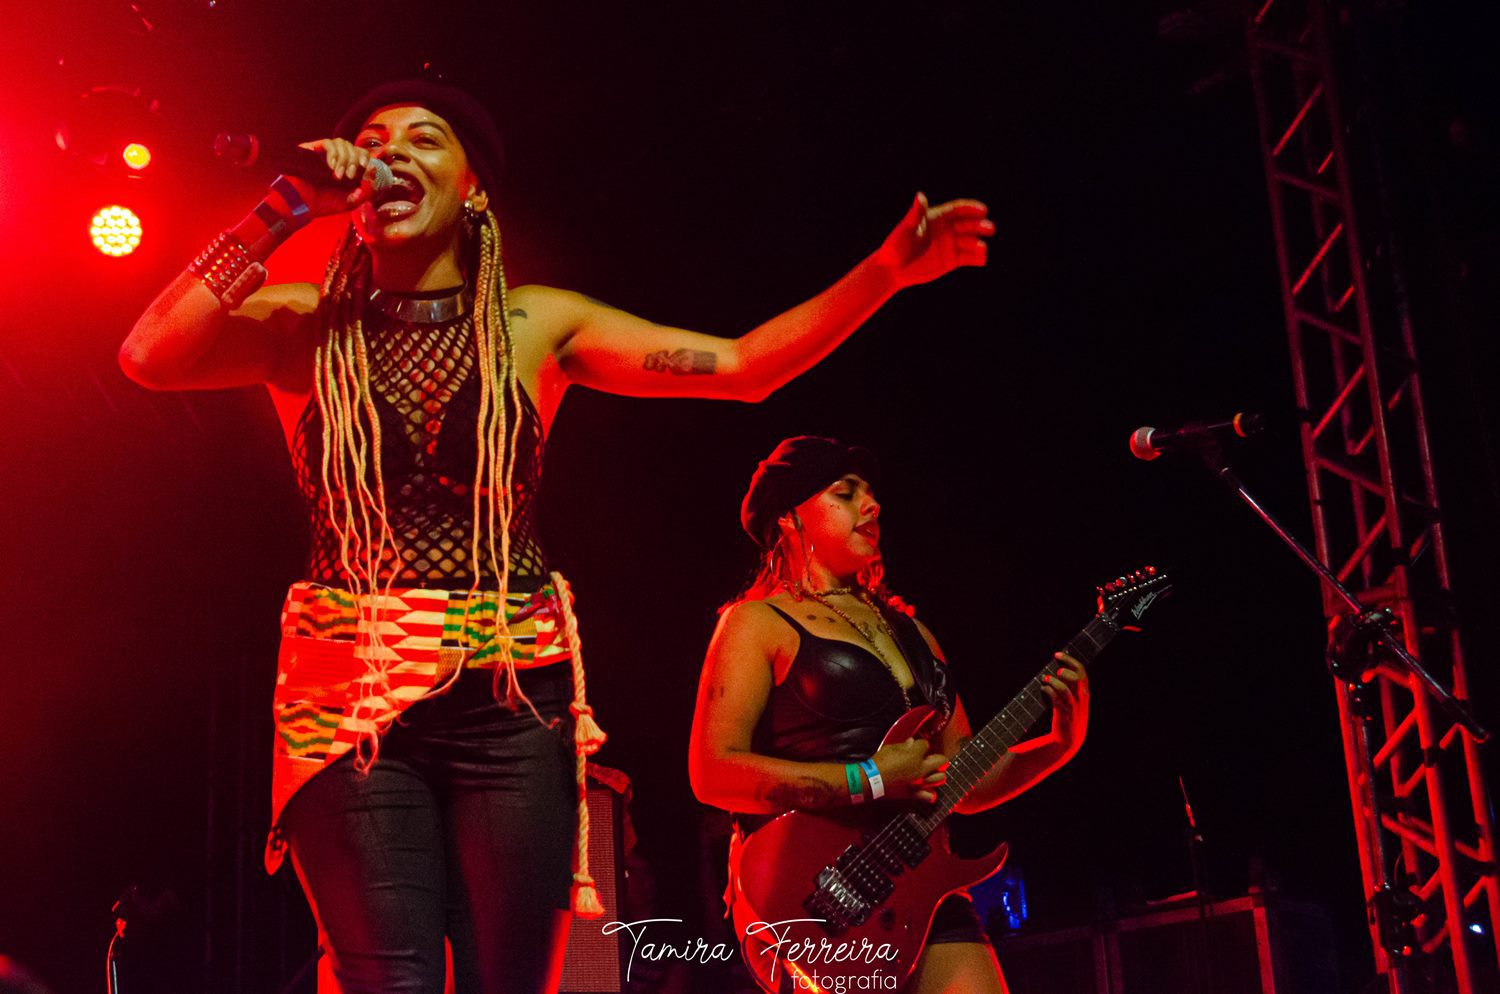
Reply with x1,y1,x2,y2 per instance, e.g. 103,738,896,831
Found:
749,601,952,764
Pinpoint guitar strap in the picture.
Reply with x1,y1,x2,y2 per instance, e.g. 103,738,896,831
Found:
882,607,951,724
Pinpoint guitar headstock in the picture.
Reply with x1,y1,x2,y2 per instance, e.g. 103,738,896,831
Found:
1096,566,1172,632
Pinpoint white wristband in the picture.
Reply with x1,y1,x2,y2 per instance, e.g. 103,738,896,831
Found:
859,759,884,801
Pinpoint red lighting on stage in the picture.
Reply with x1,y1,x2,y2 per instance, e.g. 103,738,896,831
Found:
122,143,152,170
90,206,142,257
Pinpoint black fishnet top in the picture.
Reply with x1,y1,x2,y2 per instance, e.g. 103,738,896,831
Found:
292,303,549,591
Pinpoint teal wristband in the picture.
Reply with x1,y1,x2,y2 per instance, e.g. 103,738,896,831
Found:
844,763,866,804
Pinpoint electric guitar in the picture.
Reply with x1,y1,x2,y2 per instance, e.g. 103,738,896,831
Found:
728,567,1172,994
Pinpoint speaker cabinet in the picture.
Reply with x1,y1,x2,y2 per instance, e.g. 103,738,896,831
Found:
559,771,629,993
999,894,1330,994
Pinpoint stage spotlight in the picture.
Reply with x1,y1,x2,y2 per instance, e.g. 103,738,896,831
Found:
55,85,160,173
122,143,152,170
90,206,142,257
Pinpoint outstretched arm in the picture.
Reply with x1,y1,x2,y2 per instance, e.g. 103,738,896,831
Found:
551,194,992,401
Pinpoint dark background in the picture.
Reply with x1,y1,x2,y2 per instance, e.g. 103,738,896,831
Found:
1,2,1497,993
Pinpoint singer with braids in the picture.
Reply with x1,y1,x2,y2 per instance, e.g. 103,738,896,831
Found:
120,79,993,994
689,437,1090,994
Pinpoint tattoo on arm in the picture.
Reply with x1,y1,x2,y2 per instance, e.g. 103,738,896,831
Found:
644,348,717,375
508,308,528,320
763,777,844,811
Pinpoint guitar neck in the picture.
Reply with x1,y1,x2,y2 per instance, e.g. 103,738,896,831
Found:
913,613,1120,830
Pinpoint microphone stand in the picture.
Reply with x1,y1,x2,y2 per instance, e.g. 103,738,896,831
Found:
1180,776,1210,920
1180,775,1216,994
1193,445,1485,741
104,885,177,994
1191,444,1484,979
107,896,128,994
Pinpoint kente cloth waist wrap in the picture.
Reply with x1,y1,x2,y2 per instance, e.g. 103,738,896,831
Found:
270,580,577,824
265,577,611,918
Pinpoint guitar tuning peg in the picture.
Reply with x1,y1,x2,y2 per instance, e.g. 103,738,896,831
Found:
1145,565,1157,574
1116,576,1127,587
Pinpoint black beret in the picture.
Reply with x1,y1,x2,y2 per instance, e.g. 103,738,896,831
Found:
334,80,505,200
740,436,880,549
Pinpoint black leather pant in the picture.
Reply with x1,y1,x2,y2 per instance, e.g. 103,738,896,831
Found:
280,667,577,994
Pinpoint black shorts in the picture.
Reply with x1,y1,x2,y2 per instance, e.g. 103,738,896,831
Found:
927,890,991,946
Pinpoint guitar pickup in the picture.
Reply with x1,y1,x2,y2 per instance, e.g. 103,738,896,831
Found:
833,846,896,902
863,814,931,870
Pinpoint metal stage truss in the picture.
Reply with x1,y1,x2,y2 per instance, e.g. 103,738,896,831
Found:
1246,1,1499,990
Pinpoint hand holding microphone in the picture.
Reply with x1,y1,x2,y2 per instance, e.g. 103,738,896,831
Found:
290,138,395,217
194,134,397,307
213,133,394,218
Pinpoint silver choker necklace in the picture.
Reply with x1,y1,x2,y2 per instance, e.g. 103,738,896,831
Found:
369,287,469,323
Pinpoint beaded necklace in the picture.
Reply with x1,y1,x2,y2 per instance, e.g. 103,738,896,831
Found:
792,583,913,708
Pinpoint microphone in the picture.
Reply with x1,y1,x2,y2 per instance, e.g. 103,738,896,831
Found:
212,133,393,192
1130,411,1265,461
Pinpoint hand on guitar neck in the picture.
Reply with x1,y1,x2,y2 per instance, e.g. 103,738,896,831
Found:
944,650,1089,815
870,653,1092,815
1040,651,1089,759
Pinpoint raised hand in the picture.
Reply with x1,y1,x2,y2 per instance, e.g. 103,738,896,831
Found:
874,192,993,288
282,138,384,217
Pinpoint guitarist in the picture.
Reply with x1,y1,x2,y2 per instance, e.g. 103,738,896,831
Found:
689,436,1089,994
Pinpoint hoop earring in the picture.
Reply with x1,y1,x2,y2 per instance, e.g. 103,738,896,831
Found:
797,531,817,593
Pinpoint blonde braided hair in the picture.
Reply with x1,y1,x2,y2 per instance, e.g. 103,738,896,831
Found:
311,209,607,916
312,210,523,765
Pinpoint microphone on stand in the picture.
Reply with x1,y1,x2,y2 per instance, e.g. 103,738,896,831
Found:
1130,411,1265,461
212,133,394,192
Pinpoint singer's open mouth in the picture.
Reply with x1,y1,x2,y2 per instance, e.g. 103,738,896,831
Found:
373,175,425,213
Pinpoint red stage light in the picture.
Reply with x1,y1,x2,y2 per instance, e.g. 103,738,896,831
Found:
122,143,152,170
90,206,142,257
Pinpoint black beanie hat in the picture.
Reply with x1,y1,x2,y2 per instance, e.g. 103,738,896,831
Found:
334,79,505,199
740,436,880,549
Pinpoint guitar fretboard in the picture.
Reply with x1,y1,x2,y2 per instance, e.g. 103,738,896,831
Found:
909,613,1120,834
